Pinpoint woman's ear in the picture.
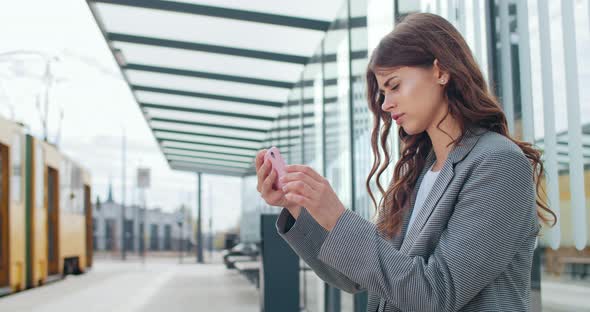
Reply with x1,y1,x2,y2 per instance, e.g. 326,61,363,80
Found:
433,59,449,85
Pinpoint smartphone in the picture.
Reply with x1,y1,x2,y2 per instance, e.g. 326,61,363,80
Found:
264,146,287,189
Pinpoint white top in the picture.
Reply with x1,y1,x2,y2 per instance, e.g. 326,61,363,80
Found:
407,163,441,233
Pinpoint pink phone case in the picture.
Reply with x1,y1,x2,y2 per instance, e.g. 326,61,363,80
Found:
264,146,287,189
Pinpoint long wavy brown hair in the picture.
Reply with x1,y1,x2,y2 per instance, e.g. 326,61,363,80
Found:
366,13,556,239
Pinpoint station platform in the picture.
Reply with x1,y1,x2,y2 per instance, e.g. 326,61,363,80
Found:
0,257,259,312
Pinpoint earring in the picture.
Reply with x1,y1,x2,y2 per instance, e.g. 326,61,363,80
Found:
439,79,447,84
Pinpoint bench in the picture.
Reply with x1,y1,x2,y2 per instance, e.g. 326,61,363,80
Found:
225,255,257,269
560,256,590,279
234,261,260,288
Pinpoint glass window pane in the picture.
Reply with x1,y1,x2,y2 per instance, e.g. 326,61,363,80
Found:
161,141,256,157
136,91,281,118
35,141,43,209
11,133,21,204
126,69,289,103
114,42,303,82
173,0,344,21
144,108,272,130
149,120,266,141
96,3,324,56
155,131,261,150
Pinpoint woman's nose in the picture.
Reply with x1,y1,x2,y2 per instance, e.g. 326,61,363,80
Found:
381,94,396,111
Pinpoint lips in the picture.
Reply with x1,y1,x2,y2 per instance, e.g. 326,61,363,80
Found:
391,113,405,126
391,113,405,120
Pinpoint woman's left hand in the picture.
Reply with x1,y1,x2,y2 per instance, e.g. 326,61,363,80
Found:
279,165,346,231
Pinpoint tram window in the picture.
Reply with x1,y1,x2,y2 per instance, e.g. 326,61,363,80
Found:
0,148,3,260
71,166,82,215
61,160,70,213
0,146,3,205
11,134,21,204
35,142,44,209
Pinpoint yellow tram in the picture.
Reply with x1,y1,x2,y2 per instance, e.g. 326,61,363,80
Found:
0,116,92,296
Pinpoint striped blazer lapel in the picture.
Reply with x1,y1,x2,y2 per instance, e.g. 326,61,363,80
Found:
392,210,410,249
400,152,452,253
389,155,433,250
394,150,435,249
400,128,486,254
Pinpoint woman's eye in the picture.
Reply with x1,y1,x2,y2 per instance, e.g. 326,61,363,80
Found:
391,85,399,91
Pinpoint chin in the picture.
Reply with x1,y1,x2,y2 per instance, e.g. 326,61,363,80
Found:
401,124,426,136
401,125,417,135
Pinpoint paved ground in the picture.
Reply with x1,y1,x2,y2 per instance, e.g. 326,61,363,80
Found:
0,256,588,312
0,257,259,312
541,275,590,312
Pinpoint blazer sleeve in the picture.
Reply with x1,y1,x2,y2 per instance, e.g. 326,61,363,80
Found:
315,149,541,311
276,207,366,294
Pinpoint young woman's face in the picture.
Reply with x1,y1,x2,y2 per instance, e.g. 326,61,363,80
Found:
375,65,447,135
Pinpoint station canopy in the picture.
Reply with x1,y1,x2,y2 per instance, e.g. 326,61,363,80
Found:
88,0,343,176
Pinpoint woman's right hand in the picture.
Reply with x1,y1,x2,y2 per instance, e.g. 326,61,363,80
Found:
255,149,301,218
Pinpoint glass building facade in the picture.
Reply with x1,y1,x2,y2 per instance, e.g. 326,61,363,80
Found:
241,0,590,311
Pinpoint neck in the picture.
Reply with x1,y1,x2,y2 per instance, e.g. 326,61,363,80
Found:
426,112,462,169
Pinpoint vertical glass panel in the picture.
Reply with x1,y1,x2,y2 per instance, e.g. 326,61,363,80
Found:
324,5,352,213
529,0,561,252
494,0,590,310
367,0,394,53
288,84,302,165
559,0,587,252
240,175,265,242
313,67,325,175
323,2,353,311
303,47,323,171
367,0,401,221
348,1,370,310
268,119,277,151
276,98,287,160
494,0,518,137
299,47,325,312
464,0,490,80
352,0,372,221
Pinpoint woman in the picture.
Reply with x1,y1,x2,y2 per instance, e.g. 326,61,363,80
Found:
255,13,555,312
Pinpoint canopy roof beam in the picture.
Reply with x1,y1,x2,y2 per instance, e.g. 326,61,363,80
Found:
92,0,331,31
169,162,246,177
149,117,268,133
163,146,257,160
133,85,284,108
108,32,308,64
153,128,263,144
125,63,294,89
158,137,259,152
168,159,249,171
166,153,252,166
141,102,275,122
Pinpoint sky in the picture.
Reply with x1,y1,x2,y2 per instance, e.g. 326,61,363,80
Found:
0,0,243,232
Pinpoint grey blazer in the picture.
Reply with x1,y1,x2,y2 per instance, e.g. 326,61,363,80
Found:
276,127,541,312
